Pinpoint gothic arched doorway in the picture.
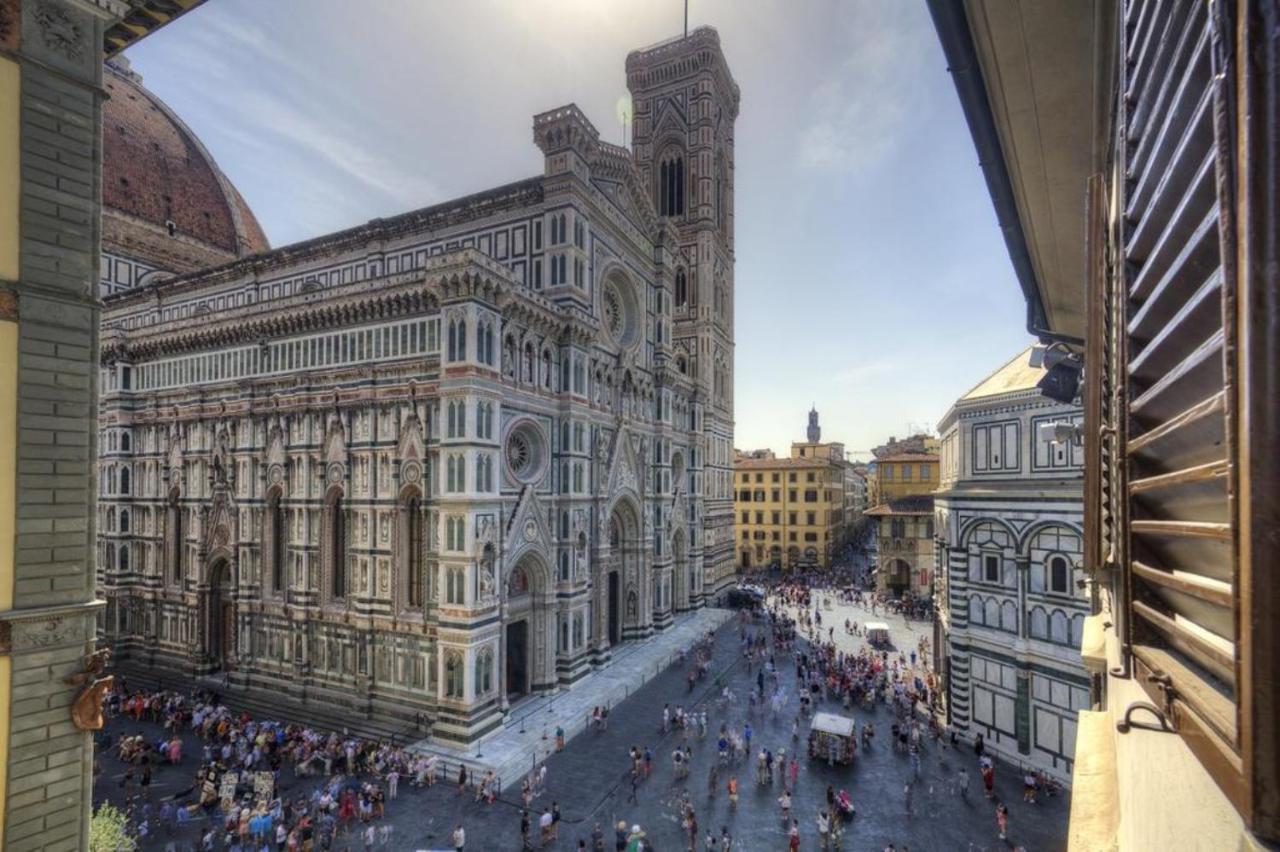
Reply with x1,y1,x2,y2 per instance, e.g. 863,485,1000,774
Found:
604,498,641,645
207,557,233,670
504,554,552,702
673,528,689,612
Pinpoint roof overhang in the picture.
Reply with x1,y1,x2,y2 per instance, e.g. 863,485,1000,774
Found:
102,0,208,57
927,0,1118,343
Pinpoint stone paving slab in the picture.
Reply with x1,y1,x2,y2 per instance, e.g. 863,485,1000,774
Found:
409,607,732,787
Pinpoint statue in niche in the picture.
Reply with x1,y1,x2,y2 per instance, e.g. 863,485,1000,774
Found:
65,648,114,731
479,543,496,599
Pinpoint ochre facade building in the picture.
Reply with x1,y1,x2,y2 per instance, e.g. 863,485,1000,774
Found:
733,409,862,571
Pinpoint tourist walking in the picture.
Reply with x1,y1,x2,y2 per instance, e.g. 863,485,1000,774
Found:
539,807,554,846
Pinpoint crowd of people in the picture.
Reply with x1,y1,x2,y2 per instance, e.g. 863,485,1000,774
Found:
98,681,467,851
95,555,1062,850
759,569,1061,850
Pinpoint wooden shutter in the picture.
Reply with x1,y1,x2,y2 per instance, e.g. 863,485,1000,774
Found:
1114,0,1278,836
1083,173,1117,592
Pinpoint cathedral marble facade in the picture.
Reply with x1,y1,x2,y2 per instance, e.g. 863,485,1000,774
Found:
95,29,739,744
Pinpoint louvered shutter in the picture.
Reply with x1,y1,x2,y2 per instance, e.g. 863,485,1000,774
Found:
1083,174,1117,600
1116,0,1277,834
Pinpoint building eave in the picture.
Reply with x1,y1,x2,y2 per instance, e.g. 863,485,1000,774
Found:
102,0,208,57
926,0,1118,344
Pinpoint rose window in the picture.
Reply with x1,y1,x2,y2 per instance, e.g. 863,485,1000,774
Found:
505,422,546,484
604,288,623,338
508,432,531,475
602,275,639,349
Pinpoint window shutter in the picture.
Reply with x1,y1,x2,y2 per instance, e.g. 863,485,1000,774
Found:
1083,174,1115,588
1114,0,1277,835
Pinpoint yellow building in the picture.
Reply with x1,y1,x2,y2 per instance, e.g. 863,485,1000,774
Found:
733,409,857,572
875,452,938,501
865,452,938,597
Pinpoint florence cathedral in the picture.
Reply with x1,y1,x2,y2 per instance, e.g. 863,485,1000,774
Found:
95,29,738,744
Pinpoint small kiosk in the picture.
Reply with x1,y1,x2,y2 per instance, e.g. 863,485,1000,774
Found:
865,622,891,647
809,712,857,765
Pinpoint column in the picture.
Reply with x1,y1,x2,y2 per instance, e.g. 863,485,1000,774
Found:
0,2,112,848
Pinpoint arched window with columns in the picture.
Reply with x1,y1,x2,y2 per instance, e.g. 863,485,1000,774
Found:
166,488,182,584
445,651,464,698
400,488,424,608
266,488,285,593
658,151,685,216
326,488,347,599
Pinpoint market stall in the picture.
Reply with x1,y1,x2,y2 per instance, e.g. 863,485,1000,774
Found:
809,712,857,765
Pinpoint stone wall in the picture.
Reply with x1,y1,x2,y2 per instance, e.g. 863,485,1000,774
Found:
0,1,107,848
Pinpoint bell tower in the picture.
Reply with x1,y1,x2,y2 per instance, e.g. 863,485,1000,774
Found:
627,27,739,253
807,408,821,444
627,28,740,595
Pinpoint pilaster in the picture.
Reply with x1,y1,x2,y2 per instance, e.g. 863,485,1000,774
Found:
0,1,117,847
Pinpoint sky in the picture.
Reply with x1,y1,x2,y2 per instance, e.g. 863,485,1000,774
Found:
123,0,1032,460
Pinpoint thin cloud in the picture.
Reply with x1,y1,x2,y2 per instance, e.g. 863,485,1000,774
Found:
796,4,929,173
830,360,896,385
230,89,441,210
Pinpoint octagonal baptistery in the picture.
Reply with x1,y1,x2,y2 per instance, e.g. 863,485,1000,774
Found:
95,29,739,745
99,56,269,296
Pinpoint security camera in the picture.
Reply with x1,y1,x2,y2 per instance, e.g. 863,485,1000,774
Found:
1038,421,1082,446
1037,362,1082,404
1030,343,1079,371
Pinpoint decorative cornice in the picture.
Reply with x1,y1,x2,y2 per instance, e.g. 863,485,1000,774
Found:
102,178,545,309
103,280,439,363
103,249,537,362
626,27,741,118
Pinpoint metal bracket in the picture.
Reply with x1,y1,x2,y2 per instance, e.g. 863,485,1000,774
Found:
1116,700,1175,734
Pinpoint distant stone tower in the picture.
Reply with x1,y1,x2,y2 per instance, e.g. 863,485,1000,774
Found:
807,407,821,443
627,26,740,592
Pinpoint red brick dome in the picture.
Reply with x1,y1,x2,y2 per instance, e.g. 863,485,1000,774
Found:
103,59,269,267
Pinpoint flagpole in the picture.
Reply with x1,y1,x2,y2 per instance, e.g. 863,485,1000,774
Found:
684,0,688,37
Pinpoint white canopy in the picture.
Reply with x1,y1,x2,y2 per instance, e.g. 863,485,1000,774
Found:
865,622,891,633
811,712,856,738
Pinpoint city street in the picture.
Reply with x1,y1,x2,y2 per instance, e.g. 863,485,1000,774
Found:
97,600,1069,851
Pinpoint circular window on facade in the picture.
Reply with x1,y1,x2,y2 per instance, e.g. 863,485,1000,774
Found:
602,273,640,350
505,422,546,484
